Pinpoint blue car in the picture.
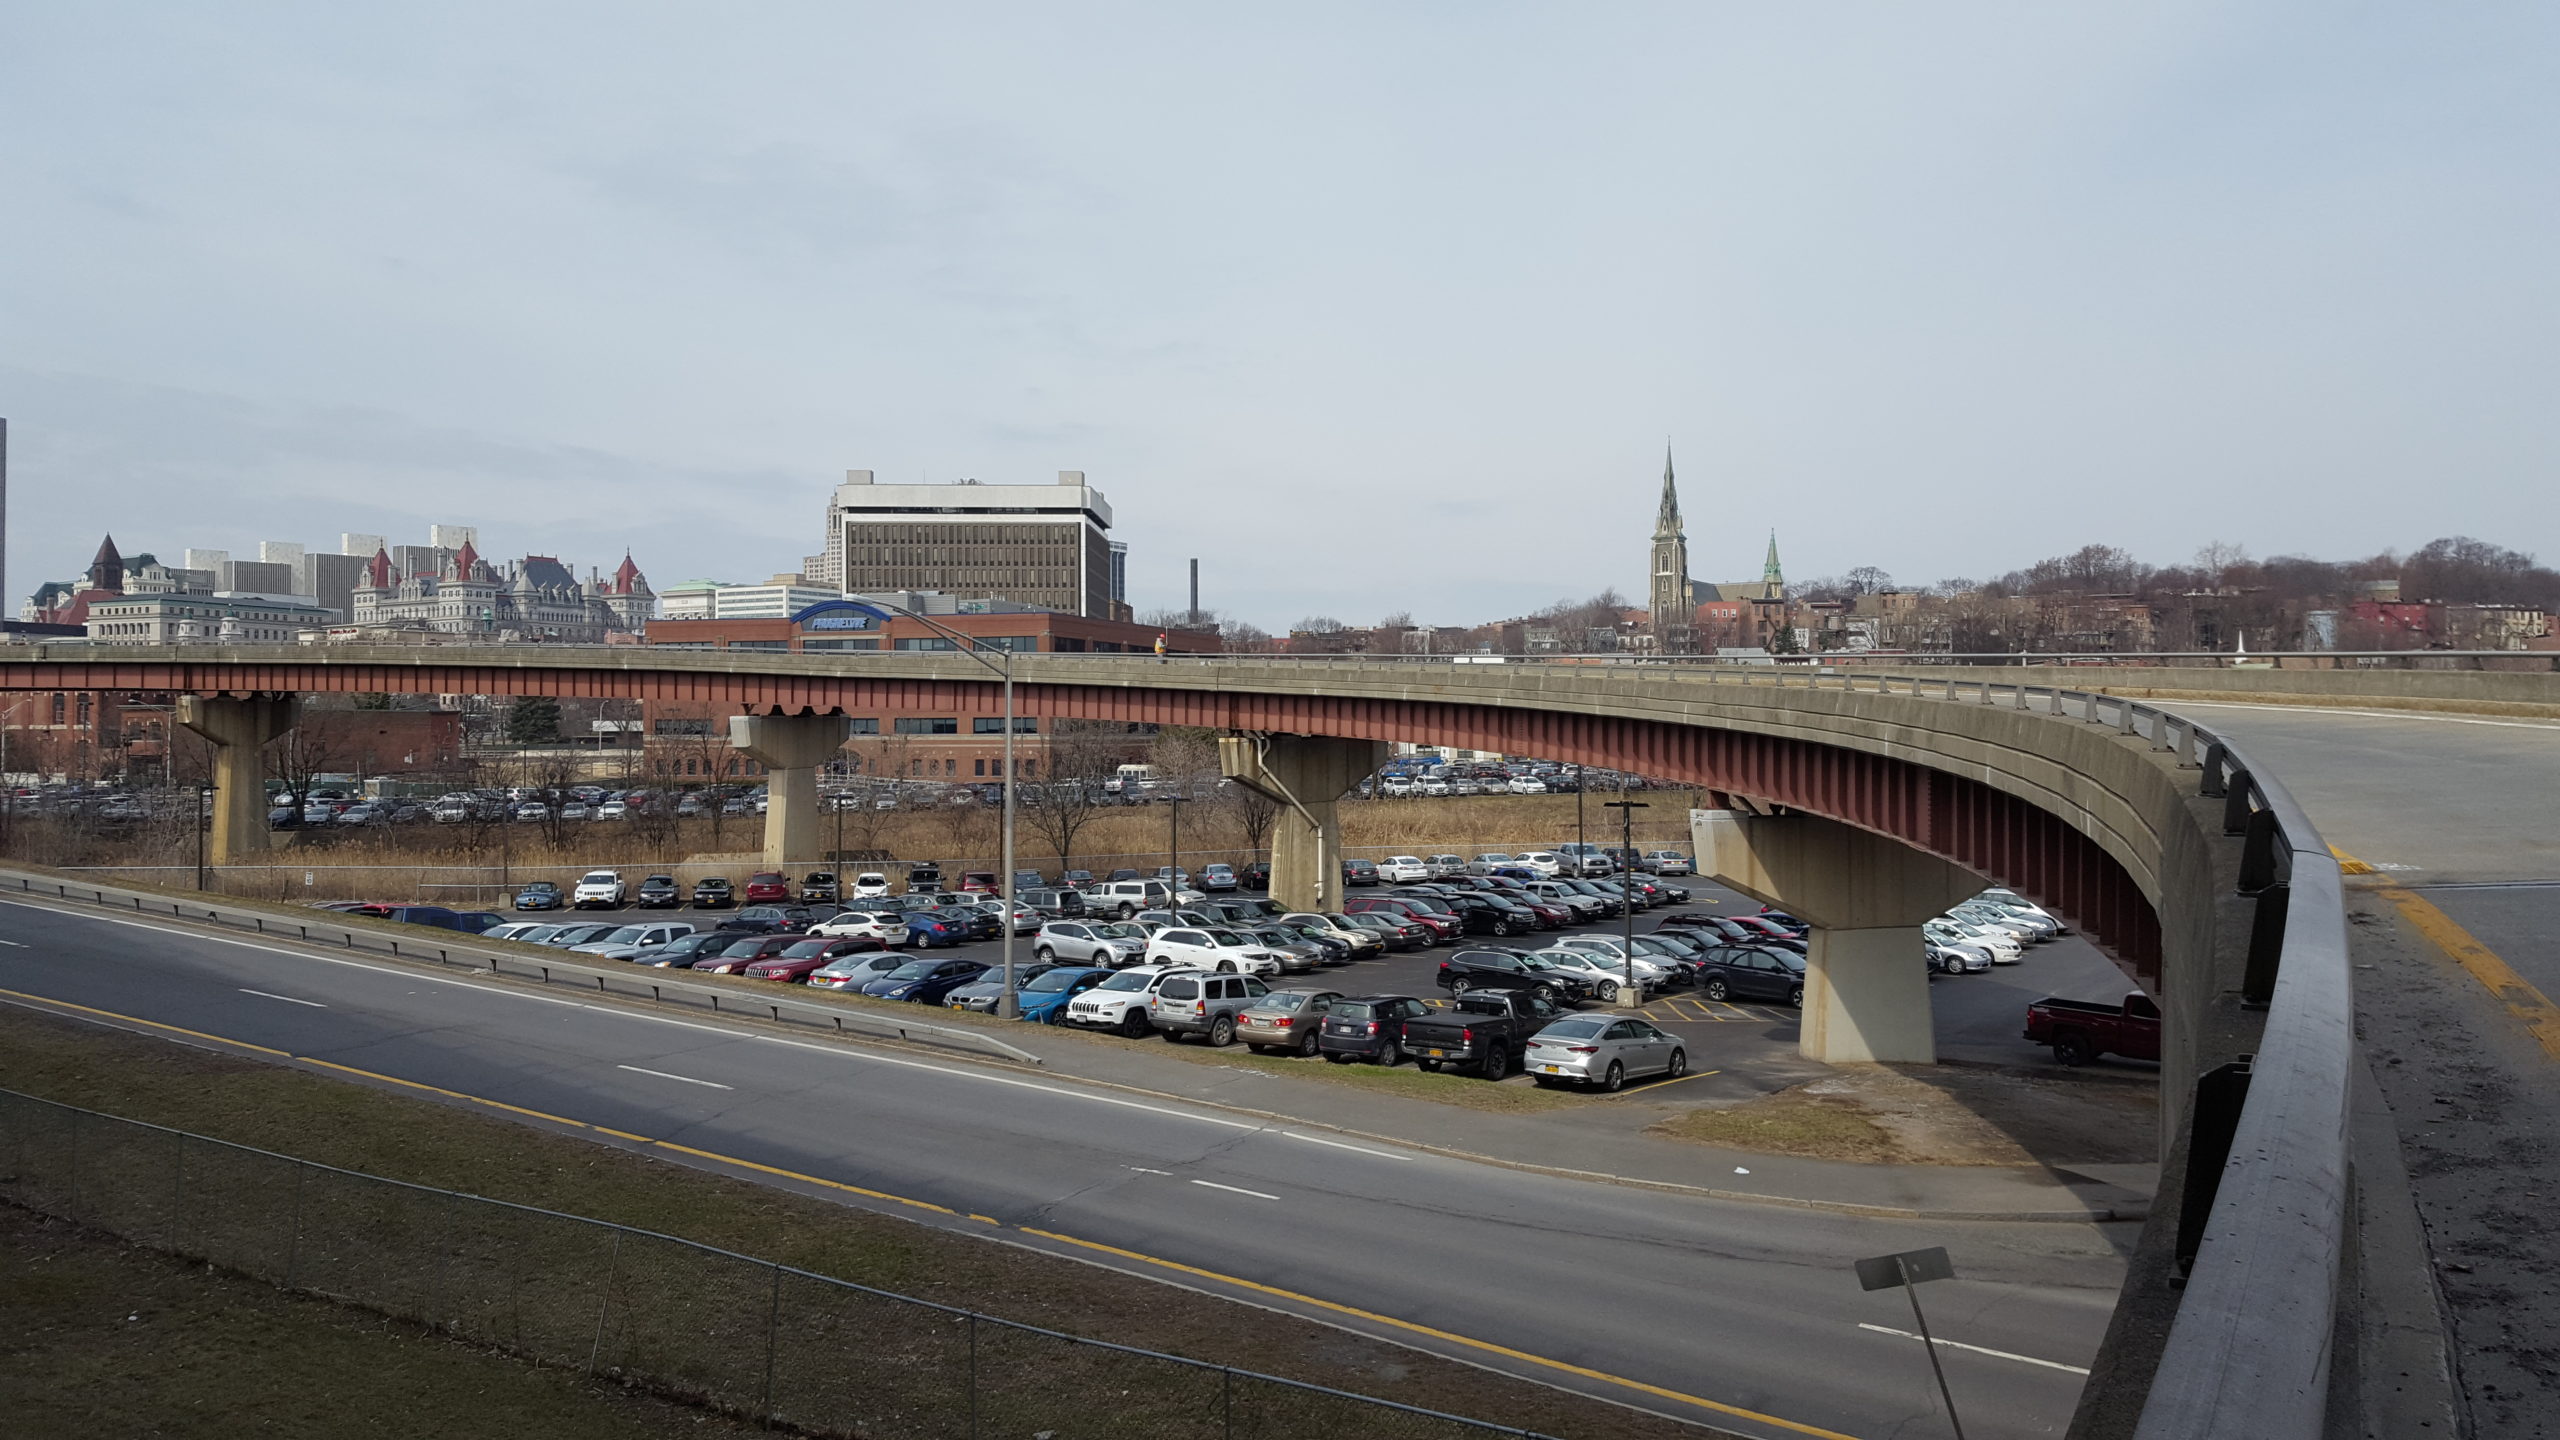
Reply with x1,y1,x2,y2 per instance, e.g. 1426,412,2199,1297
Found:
904,915,963,948
860,958,990,1004
1016,966,1113,1023
513,882,564,911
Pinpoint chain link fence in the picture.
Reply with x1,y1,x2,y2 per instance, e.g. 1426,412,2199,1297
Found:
0,1088,1563,1440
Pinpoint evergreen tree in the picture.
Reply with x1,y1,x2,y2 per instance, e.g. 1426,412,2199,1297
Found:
504,696,562,744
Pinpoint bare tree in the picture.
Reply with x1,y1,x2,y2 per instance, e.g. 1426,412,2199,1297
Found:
1019,720,1137,872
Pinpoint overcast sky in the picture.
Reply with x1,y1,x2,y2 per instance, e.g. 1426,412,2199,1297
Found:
5,4,2553,627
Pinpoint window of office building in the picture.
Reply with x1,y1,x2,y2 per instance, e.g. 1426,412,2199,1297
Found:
802,638,880,651
971,716,1037,734
847,717,880,735
727,640,789,652
894,717,959,735
893,637,958,652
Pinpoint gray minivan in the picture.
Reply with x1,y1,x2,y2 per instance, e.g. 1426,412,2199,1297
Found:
1147,972,1272,1046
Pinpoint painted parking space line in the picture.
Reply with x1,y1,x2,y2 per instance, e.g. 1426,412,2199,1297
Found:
1190,1179,1281,1201
2338,846,2560,1063
1856,1322,2089,1374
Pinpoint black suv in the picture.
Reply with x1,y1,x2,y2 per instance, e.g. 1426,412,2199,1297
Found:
690,877,736,909
1696,946,1808,1007
1438,890,1539,938
1319,994,1435,1065
1434,948,1591,1002
634,875,683,909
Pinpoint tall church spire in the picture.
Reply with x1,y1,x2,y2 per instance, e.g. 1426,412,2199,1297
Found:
1762,530,1785,598
1654,444,1683,540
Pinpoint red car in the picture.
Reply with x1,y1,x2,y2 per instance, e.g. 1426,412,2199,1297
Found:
744,871,791,903
1726,915,1800,942
743,936,882,983
1345,896,1461,944
692,933,804,974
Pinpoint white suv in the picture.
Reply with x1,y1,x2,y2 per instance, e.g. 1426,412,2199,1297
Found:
571,870,626,909
1143,927,1288,977
1553,843,1614,877
809,909,909,946
849,872,891,898
1379,855,1430,882
1064,964,1200,1037
1513,852,1566,877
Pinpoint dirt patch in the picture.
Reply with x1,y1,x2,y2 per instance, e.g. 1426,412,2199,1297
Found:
1651,1062,2157,1166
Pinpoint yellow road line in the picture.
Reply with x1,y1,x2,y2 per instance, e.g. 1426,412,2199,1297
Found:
2337,847,2560,1063
1018,1226,1857,1439
4,985,1862,1440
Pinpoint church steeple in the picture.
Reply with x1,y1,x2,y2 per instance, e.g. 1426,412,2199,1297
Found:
88,535,125,595
1654,445,1684,541
1648,445,1695,653
1762,529,1785,598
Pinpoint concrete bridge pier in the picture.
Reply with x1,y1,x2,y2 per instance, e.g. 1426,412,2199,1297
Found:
1221,735,1387,913
1693,806,1980,1064
176,694,301,869
729,712,854,868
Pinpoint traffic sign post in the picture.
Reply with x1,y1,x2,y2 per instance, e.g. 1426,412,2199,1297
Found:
1856,1245,1966,1439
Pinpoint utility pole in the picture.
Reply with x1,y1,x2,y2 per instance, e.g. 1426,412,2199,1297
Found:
1168,795,1183,897
1605,792,1648,1005
193,780,210,891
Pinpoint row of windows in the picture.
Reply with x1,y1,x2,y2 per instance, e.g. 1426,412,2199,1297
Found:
897,756,1038,778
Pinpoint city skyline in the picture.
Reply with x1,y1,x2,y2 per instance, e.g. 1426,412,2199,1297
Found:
4,5,2555,628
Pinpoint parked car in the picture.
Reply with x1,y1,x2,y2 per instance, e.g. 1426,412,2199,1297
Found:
1240,925,1334,973
849,872,892,898
1276,913,1385,961
1435,947,1590,1003
1532,945,1666,1003
631,931,747,969
1146,971,1274,1045
1930,941,1991,975
633,875,683,908
1345,895,1461,944
808,909,909,946
1378,856,1430,883
806,950,912,991
1032,919,1149,968
690,878,736,909
1237,989,1342,1056
2024,992,2161,1066
743,872,791,904
512,881,565,912
691,933,807,974
571,870,626,909
943,962,1062,1014
860,958,990,1003
901,914,967,949
1524,1014,1689,1092
1640,850,1694,876
1318,994,1435,1065
1013,965,1115,1023
800,871,841,903
1062,964,1200,1036
926,904,1002,942
1019,886,1090,918
1338,910,1431,952
570,921,699,960
1551,843,1614,877
1340,858,1381,887
1199,863,1239,893
1695,946,1809,1007
1399,990,1574,1078
1238,862,1272,891
744,936,880,983
1142,926,1290,977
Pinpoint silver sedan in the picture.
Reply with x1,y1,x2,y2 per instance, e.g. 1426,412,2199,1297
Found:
1522,1014,1689,1093
1237,989,1342,1056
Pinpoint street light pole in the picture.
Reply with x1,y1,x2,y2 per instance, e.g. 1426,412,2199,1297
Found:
194,780,209,891
1605,794,1648,1004
1167,796,1182,898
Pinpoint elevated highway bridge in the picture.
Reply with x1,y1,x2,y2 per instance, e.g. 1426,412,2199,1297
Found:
5,643,2552,1438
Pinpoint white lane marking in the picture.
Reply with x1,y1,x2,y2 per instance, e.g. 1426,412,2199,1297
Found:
1190,1179,1280,1201
1126,1165,1173,1175
0,898,1263,1133
239,988,326,1008
2169,700,2560,732
1857,1322,2091,1374
1283,1131,1412,1161
0,939,25,947
616,1064,733,1090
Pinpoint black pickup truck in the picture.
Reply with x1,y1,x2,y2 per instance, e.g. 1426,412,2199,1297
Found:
1400,990,1576,1079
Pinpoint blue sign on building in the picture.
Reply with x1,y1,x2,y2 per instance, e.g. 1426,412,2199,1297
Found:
790,599,884,631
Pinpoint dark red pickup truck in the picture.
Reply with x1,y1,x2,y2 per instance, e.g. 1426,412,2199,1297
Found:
2024,992,2161,1066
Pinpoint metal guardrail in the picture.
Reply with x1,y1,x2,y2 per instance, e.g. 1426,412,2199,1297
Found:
0,1087,1566,1440
0,867,1044,1066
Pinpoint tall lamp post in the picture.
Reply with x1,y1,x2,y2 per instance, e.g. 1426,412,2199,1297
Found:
1167,796,1183,896
842,601,1023,1018
1604,794,1648,1004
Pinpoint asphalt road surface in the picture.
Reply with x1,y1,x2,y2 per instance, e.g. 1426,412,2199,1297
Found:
2170,700,2560,1436
0,893,2125,1440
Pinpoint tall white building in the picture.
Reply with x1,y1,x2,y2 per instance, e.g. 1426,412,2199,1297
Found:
804,470,1116,619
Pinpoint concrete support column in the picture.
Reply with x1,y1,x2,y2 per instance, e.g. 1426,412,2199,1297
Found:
1692,806,1981,1065
1220,734,1386,914
729,713,853,868
176,694,300,869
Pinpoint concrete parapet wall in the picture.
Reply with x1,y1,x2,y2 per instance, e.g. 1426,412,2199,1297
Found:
1901,662,2560,717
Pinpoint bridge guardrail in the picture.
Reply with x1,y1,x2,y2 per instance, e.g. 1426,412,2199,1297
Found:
0,866,1044,1067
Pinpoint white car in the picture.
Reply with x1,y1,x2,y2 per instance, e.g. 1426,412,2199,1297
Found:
1472,853,1516,869
849,872,892,898
1142,927,1288,977
1513,852,1566,877
1507,777,1549,794
1379,855,1430,882
809,909,911,946
1063,964,1202,1036
571,870,626,908
1380,777,1416,797
1977,889,2067,933
595,799,628,820
1417,778,1452,797
1925,917,2021,963
1537,945,1669,1002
